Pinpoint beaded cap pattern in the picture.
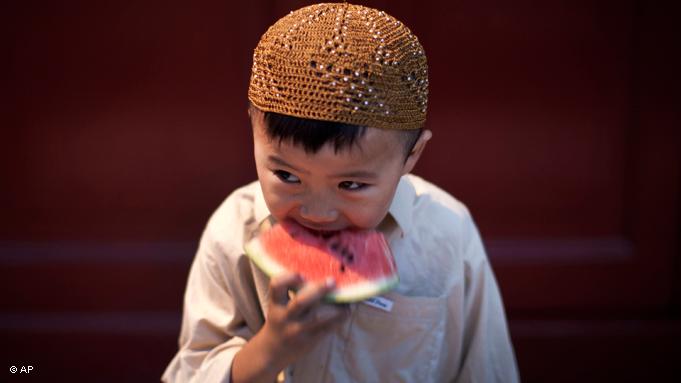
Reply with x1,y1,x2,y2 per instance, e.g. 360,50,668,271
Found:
248,2,428,130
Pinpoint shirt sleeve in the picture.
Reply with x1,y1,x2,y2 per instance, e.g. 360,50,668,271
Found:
161,232,252,383
454,218,520,383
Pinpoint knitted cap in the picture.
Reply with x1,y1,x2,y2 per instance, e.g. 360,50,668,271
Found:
248,2,428,130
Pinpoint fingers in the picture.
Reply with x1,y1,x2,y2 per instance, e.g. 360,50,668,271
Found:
269,275,347,335
269,273,303,306
287,278,335,318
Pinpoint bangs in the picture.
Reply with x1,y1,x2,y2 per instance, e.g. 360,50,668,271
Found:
250,103,422,158
264,111,367,154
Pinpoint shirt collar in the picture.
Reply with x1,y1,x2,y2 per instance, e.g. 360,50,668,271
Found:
253,175,415,234
253,183,271,226
388,175,415,235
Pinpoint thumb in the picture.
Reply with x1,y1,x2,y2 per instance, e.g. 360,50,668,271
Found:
269,272,303,306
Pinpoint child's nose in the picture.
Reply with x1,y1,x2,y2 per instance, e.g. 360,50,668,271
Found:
299,202,339,224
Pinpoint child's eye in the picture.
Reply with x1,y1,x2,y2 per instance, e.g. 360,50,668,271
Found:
339,181,368,191
274,170,300,184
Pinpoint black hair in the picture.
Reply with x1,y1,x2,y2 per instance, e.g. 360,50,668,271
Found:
251,104,422,159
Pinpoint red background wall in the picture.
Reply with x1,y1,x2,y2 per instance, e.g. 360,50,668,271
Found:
3,0,680,381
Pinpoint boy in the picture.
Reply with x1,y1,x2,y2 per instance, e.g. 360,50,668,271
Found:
163,3,519,382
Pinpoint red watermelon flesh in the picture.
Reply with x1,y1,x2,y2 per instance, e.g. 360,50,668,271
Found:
244,220,399,302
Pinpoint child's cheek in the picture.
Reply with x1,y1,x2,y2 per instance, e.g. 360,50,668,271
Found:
267,191,299,221
347,196,391,230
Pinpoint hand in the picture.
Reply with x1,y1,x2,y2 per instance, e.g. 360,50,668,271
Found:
231,273,349,383
260,273,349,367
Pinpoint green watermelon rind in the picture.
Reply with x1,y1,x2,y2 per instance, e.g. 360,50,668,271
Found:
244,236,399,303
325,274,399,303
243,238,288,278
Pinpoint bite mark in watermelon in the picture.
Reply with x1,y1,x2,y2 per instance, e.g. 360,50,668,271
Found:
244,219,399,302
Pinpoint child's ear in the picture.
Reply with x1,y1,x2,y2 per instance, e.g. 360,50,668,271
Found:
402,129,432,175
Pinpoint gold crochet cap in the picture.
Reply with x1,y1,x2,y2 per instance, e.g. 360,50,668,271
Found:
248,2,428,130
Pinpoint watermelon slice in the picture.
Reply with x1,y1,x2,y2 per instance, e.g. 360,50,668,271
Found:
244,219,399,302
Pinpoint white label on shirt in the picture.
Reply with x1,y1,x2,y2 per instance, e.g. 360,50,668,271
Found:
363,296,394,312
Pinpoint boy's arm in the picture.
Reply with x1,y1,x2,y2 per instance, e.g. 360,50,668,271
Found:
231,274,347,383
454,218,520,383
162,232,347,383
162,236,252,383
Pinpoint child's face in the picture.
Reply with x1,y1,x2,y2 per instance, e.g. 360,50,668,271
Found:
251,111,428,232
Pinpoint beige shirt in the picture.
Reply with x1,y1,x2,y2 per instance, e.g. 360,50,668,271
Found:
162,174,519,383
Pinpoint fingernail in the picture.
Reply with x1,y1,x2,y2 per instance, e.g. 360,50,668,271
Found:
325,277,335,288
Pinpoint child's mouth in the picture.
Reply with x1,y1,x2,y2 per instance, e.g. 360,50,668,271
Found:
295,220,342,237
311,229,340,238
303,227,340,238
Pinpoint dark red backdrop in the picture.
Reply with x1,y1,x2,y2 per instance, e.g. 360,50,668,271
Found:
3,1,680,381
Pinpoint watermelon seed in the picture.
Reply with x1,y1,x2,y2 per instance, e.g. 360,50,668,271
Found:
340,264,346,272
330,242,340,252
347,254,354,263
